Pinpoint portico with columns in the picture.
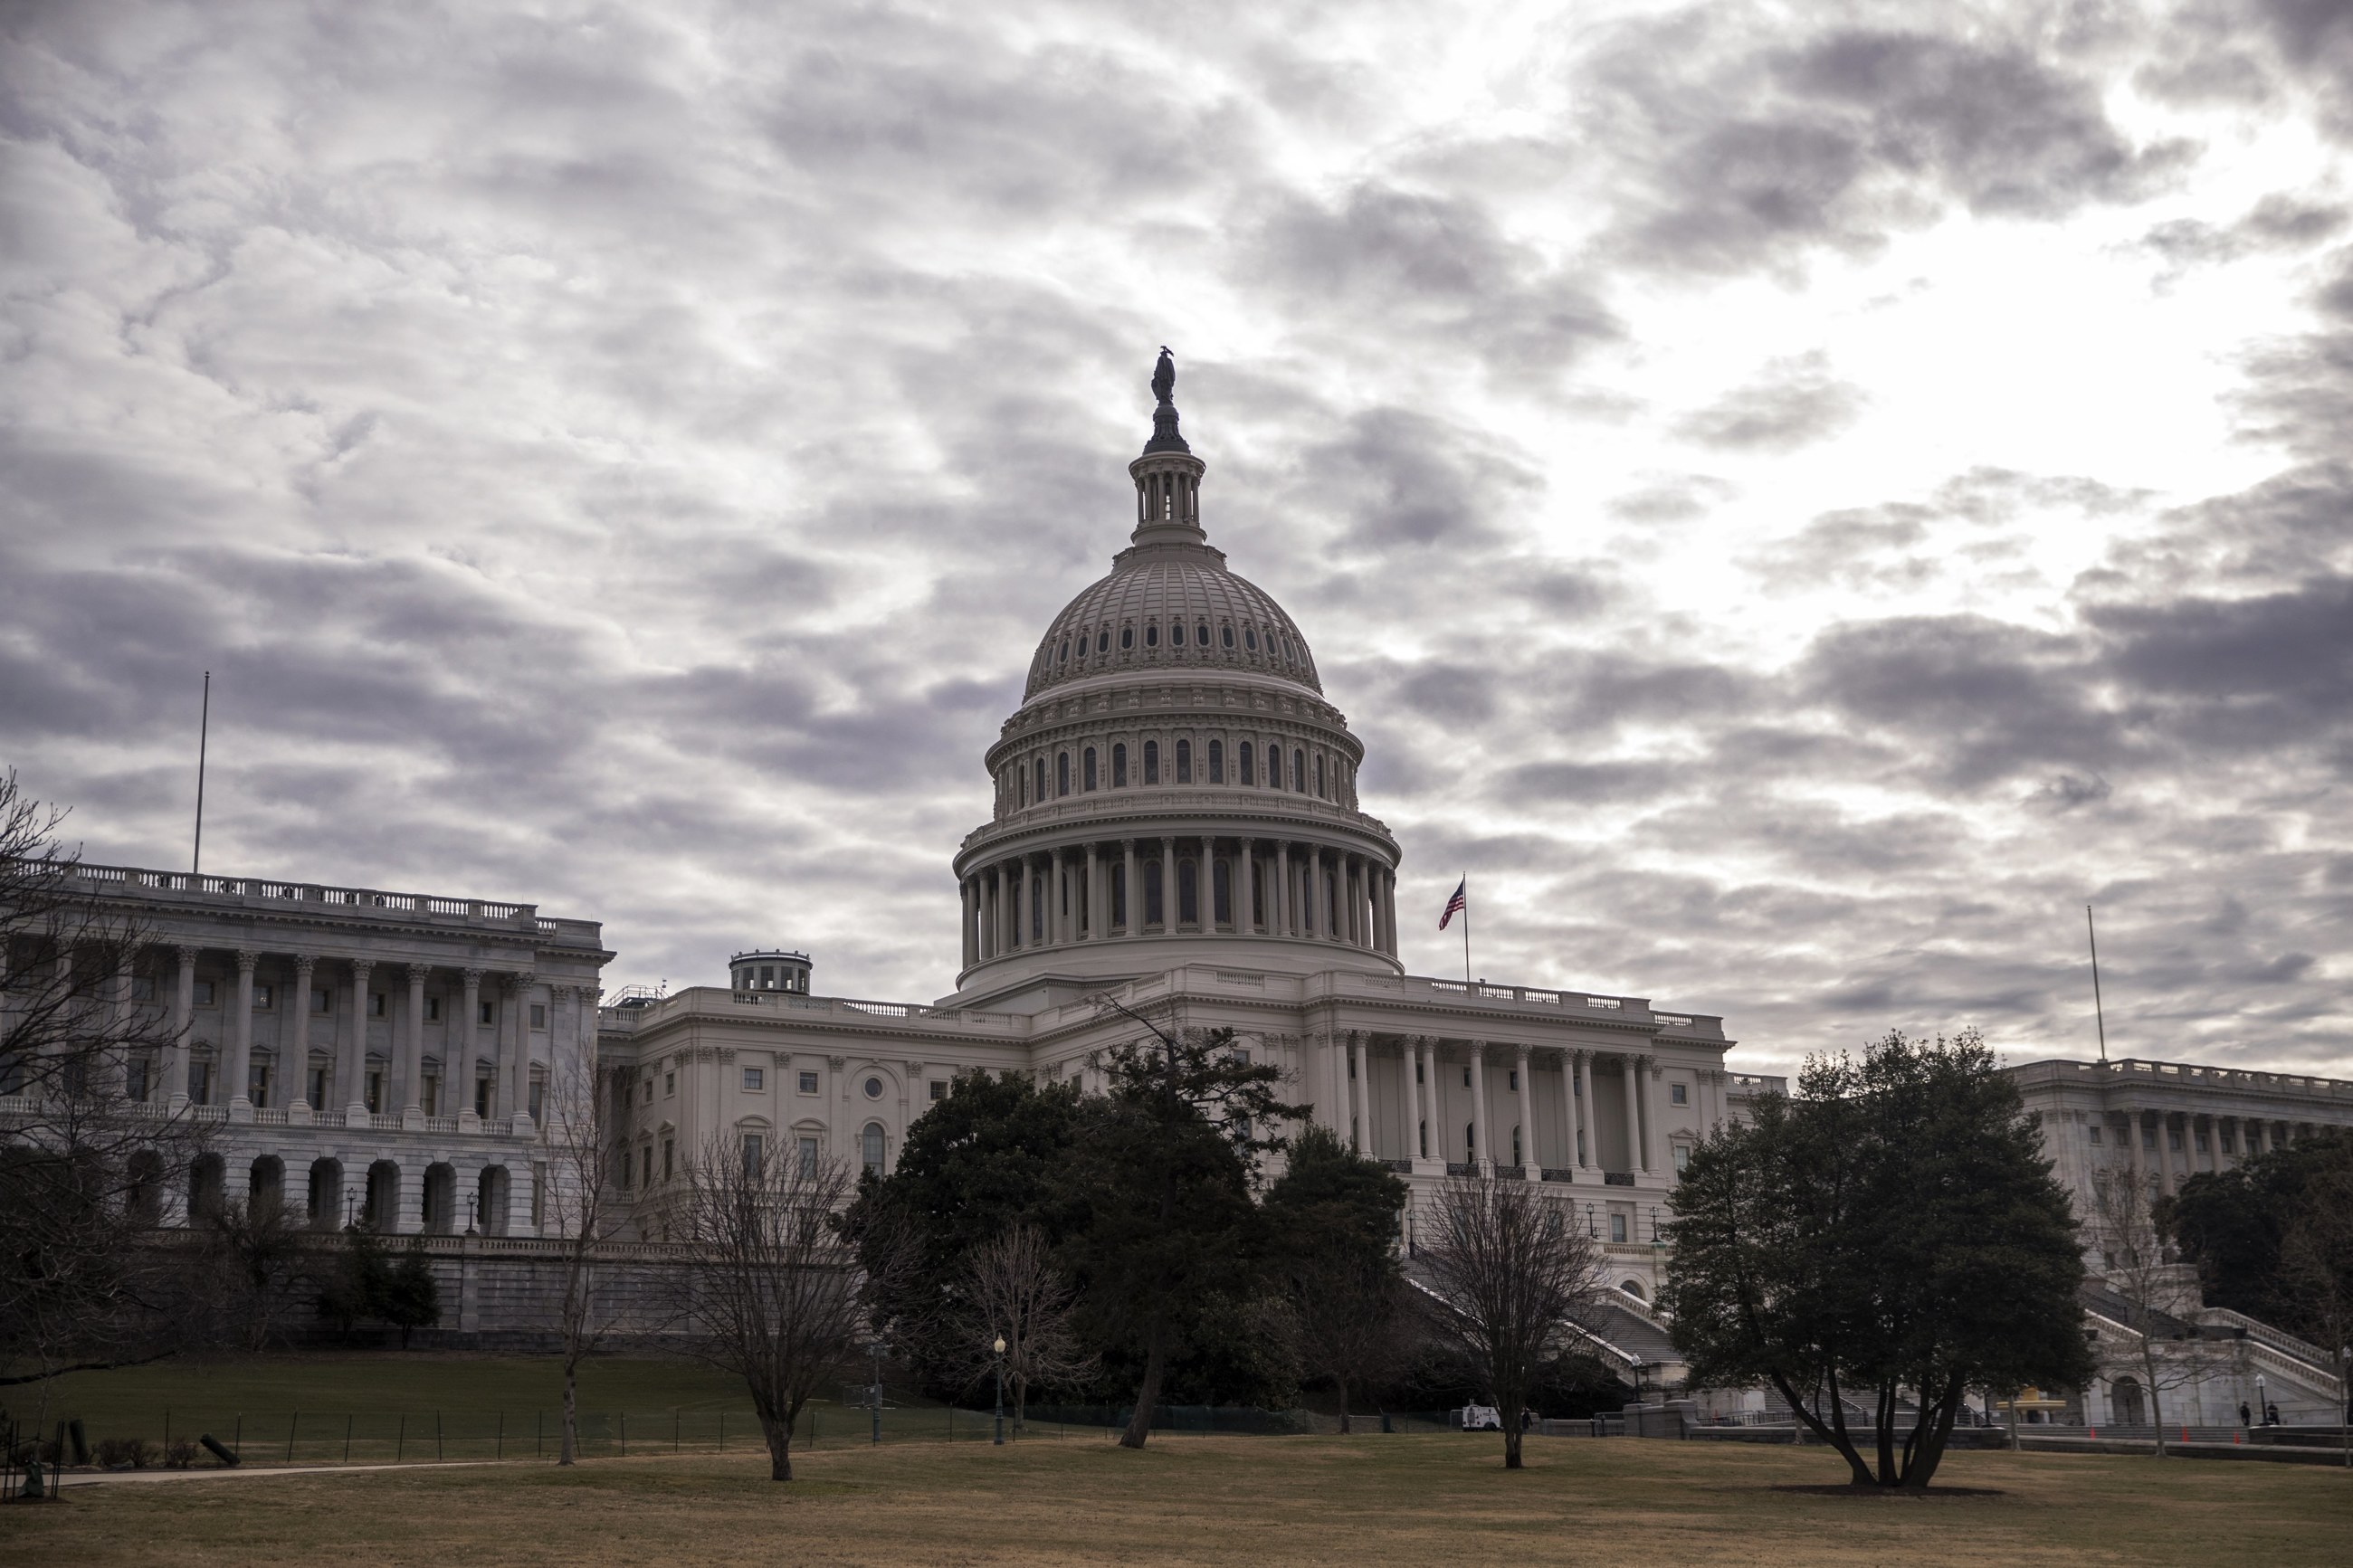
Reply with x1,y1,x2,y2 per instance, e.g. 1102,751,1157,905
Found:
20,859,611,1238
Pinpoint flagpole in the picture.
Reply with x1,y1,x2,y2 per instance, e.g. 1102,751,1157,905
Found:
192,670,211,877
2086,904,2109,1064
1462,871,1471,984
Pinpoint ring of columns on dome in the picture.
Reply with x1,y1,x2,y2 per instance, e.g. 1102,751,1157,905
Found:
115,944,572,1133
957,835,1402,966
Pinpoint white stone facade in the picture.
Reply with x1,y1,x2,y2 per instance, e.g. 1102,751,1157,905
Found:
22,862,610,1238
596,364,1751,1306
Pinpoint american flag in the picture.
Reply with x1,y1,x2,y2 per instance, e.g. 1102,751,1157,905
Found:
1439,877,1466,930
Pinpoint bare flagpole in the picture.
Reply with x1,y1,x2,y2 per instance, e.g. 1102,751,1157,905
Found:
2086,904,2109,1064
1462,872,1471,984
192,670,212,877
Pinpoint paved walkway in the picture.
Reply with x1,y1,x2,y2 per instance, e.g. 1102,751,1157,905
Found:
52,1459,516,1488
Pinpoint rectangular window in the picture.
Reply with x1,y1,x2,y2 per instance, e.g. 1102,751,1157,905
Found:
1415,1061,1424,1085
426,996,442,1022
1462,1067,1472,1088
314,988,333,1013
664,1070,676,1098
532,1163,547,1228
131,975,156,1002
193,980,216,1007
476,1075,493,1118
369,992,387,1018
530,1003,547,1030
618,1147,634,1190
797,1136,819,1177
365,1070,383,1113
481,1000,496,1025
643,1145,654,1186
310,1065,329,1108
798,1070,819,1095
1672,1145,1691,1173
248,1060,271,1108
1208,739,1224,784
422,1073,439,1117
662,1139,674,1180
1610,1212,1628,1243
253,984,274,1011
1113,744,1128,787
742,1134,764,1179
643,1079,653,1103
2088,1125,2102,1145
128,1056,152,1102
1239,742,1254,785
743,1067,765,1092
529,1076,545,1119
1144,740,1159,784
1670,1082,1688,1106
189,1061,212,1105
1507,1069,1518,1090
929,1079,946,1101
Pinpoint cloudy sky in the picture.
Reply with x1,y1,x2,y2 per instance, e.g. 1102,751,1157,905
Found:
4,0,2349,1079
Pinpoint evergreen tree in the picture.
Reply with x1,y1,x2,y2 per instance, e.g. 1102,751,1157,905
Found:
1262,1126,1410,1431
1663,1030,2091,1489
379,1240,443,1349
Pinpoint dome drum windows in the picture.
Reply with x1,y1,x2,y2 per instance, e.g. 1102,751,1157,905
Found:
1239,741,1254,786
1113,742,1129,787
1035,758,1047,804
1293,748,1307,793
1176,739,1192,784
1143,740,1160,784
1057,752,1071,797
1083,747,1098,791
1244,627,1259,651
1097,630,1110,653
1146,623,1160,649
1221,624,1234,649
1207,739,1224,784
1196,621,1210,647
1121,625,1136,651
1170,622,1185,647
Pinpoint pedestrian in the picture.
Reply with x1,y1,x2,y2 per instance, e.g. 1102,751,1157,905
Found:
2265,1402,2280,1427
2239,1402,2251,1428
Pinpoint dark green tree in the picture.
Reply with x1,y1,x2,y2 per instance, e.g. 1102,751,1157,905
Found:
316,1223,391,1335
1662,1030,2091,1489
379,1240,443,1349
842,1068,1082,1386
1263,1125,1410,1432
1058,1019,1305,1449
2166,1130,2352,1329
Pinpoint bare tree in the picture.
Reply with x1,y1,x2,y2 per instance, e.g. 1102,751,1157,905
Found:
1281,1253,1415,1435
670,1132,899,1481
950,1223,1095,1434
538,1052,634,1464
0,772,211,1436
192,1194,309,1352
2090,1168,2229,1456
2277,1161,2353,1468
1416,1173,1603,1468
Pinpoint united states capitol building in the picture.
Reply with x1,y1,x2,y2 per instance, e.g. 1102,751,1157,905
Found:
14,356,2348,1422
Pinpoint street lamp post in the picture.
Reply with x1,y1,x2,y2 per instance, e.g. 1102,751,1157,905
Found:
993,1335,1007,1446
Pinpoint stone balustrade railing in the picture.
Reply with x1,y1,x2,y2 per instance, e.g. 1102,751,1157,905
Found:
44,858,602,945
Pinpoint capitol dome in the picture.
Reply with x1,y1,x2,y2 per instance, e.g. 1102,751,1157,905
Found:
944,350,1403,1010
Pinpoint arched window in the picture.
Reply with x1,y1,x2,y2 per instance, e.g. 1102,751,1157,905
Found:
1267,747,1281,790
1143,740,1159,784
1145,858,1165,927
1057,752,1071,796
1238,741,1254,785
1035,758,1047,803
1315,755,1326,796
1170,622,1185,646
1221,624,1234,648
1245,626,1259,651
1113,742,1128,787
1207,739,1224,784
1057,639,1069,663
1146,622,1160,648
1098,629,1110,653
1213,858,1232,927
1178,860,1200,926
1083,747,1098,790
1293,749,1307,793
1176,739,1191,783
1019,770,1028,807
1196,621,1209,646
862,1123,886,1174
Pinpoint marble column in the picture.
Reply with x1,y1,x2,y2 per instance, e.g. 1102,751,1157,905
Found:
1573,1049,1594,1169
1122,839,1139,935
286,956,315,1111
1514,1043,1535,1171
2123,1105,2146,1202
508,973,535,1131
226,950,258,1114
1349,1031,1370,1153
1414,1037,1434,1159
960,878,976,967
343,959,373,1119
1049,849,1067,945
1382,868,1399,956
1159,837,1176,931
1307,847,1323,937
167,946,196,1105
1274,842,1291,936
1200,835,1216,930
1620,1053,1642,1176
1084,844,1101,940
2158,1112,2177,1199
402,965,427,1120
1469,1041,1491,1172
1636,1055,1658,1176
460,968,483,1120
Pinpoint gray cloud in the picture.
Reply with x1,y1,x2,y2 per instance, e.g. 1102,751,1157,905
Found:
1673,351,1866,451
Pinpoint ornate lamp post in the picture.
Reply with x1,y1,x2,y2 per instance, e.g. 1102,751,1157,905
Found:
463,1191,479,1237
993,1335,1007,1446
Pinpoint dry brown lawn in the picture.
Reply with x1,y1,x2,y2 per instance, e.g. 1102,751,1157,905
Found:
11,1430,2350,1565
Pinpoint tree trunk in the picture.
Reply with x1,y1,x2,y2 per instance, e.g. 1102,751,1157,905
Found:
1501,1400,1523,1470
1776,1372,1873,1486
1119,1322,1166,1450
1873,1383,1896,1486
559,1361,578,1465
759,1411,795,1481
1337,1377,1351,1437
2146,1353,2167,1457
1900,1376,1963,1490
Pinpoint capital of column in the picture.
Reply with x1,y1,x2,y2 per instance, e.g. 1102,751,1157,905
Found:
462,966,484,984
350,957,374,980
1468,1039,1486,1062
503,971,533,994
403,963,429,985
234,950,259,975
291,954,316,977
176,944,201,966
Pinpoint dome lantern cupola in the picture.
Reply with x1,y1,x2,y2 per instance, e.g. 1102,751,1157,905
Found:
1129,347,1207,548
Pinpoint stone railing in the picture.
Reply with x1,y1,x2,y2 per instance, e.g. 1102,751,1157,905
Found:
963,785,1396,850
2018,1057,2353,1102
599,988,1030,1036
48,859,602,946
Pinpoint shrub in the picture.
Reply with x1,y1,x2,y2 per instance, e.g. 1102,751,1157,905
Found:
163,1439,198,1469
94,1436,158,1469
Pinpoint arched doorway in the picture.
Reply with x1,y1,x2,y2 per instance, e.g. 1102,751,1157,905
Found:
422,1163,457,1234
188,1153,225,1221
363,1159,401,1231
126,1150,164,1226
2112,1377,2145,1426
308,1157,343,1230
249,1154,285,1216
477,1164,510,1236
